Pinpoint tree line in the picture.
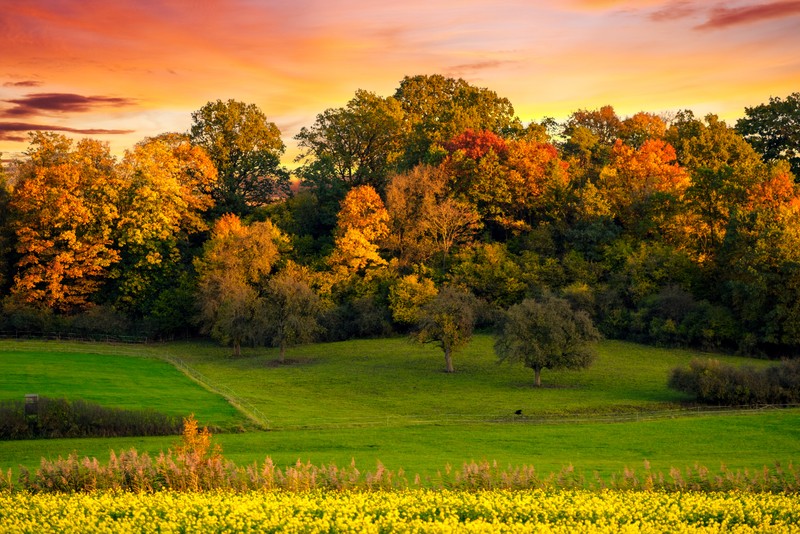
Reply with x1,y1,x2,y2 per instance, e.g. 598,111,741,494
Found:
1,75,799,363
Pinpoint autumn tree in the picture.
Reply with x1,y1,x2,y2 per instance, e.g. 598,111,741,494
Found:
561,105,622,178
0,159,12,292
442,130,569,234
413,286,476,373
296,89,406,195
259,265,322,363
190,99,290,215
595,139,690,239
394,74,520,168
112,133,217,315
669,114,766,262
384,165,447,266
8,133,119,312
619,112,667,148
328,185,390,275
195,214,286,356
736,92,800,178
388,273,438,326
384,164,481,269
495,295,600,387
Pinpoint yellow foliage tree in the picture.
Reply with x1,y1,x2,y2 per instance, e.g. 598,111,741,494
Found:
329,185,389,275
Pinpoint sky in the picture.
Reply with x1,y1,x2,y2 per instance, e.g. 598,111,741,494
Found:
1,0,799,163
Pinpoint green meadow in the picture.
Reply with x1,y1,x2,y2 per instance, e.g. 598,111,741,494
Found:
0,336,797,481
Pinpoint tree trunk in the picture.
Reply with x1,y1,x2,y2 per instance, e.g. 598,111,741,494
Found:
279,342,286,364
233,338,241,358
444,347,454,373
534,366,541,387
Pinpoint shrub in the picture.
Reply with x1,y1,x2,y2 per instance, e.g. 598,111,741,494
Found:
0,397,182,440
668,358,800,405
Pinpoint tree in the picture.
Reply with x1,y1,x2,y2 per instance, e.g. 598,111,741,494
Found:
112,133,217,315
393,74,520,168
619,112,666,148
413,286,476,373
736,92,800,178
388,273,438,326
495,296,600,387
260,266,322,363
384,165,447,266
295,89,406,195
596,139,690,239
0,158,12,293
328,185,390,275
190,99,290,215
8,133,120,312
194,214,286,356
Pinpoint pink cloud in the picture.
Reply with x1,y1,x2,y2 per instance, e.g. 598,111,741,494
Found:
0,122,134,141
2,93,137,117
697,1,800,29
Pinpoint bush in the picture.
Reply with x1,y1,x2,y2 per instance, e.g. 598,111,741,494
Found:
668,358,800,405
0,397,182,440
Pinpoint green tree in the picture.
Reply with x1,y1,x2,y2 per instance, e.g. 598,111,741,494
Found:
190,99,290,215
413,286,476,373
495,295,600,387
295,89,406,194
388,273,438,326
736,92,800,178
260,266,323,363
394,74,520,168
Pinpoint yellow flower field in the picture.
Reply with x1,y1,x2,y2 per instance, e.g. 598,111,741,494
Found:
1,489,799,533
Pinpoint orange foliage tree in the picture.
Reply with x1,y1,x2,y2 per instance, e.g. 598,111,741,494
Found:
8,134,120,312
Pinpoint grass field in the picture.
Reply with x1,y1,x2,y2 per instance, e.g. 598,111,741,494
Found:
0,336,797,481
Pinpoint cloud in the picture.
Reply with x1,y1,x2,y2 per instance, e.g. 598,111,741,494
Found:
1,93,138,118
649,1,701,21
0,122,134,141
3,81,43,88
445,60,517,78
696,1,800,29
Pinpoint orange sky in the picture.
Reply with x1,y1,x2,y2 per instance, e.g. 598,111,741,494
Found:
1,0,799,162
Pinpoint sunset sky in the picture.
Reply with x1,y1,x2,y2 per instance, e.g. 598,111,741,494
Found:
2,0,799,163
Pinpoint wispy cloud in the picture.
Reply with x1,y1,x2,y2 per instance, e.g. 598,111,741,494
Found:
0,122,134,142
696,1,800,29
1,93,138,118
649,1,702,22
3,81,43,88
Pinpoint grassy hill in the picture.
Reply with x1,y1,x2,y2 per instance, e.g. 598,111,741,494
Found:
0,336,796,480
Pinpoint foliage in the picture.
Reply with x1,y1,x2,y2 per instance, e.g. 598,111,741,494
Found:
194,214,287,356
7,134,120,312
737,91,800,178
393,74,520,168
259,266,323,362
111,134,216,315
328,185,390,275
295,89,406,194
388,273,438,326
669,358,800,406
0,396,181,440
413,286,476,373
495,295,601,387
190,99,290,215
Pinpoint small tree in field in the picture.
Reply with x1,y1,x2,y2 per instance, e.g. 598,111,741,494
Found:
495,296,600,387
260,268,322,363
413,286,475,373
